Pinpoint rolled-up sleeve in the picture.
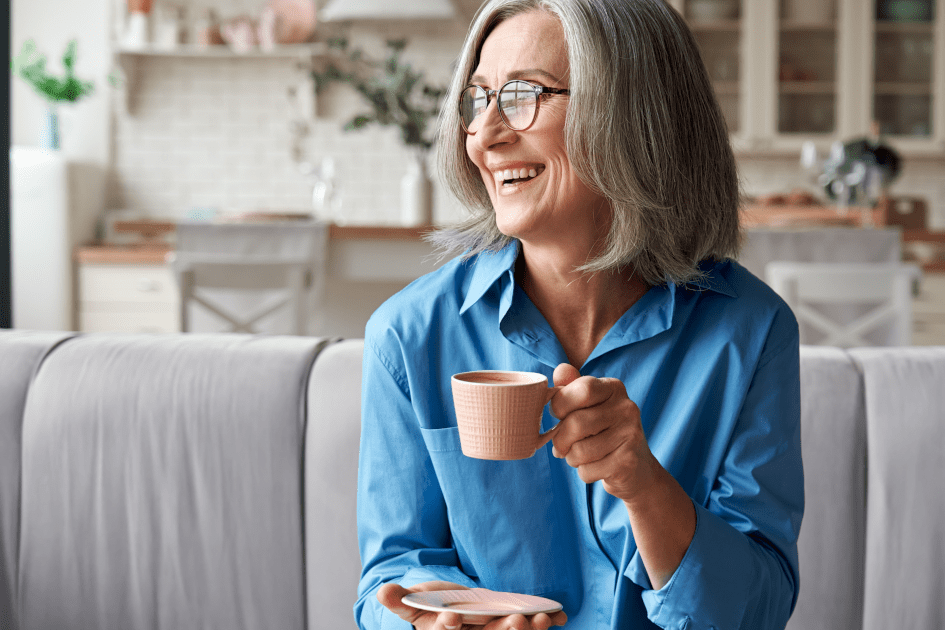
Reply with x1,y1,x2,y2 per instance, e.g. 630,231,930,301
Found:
630,337,803,630
355,337,476,630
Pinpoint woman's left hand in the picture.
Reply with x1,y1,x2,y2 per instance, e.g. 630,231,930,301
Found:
549,364,661,506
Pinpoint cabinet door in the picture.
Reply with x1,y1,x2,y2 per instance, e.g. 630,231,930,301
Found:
777,0,840,136
871,0,943,149
671,0,745,136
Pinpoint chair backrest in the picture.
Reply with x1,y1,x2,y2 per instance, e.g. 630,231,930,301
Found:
765,262,921,347
173,221,327,335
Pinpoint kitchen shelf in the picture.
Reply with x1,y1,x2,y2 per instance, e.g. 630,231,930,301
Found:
875,21,935,33
874,82,934,95
115,42,328,58
779,81,837,95
114,41,328,115
780,22,837,32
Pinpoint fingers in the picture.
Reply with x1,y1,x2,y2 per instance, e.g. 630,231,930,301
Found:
549,374,620,421
552,363,581,387
377,583,416,619
377,582,465,629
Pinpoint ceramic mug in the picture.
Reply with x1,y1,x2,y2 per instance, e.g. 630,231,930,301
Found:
451,370,561,460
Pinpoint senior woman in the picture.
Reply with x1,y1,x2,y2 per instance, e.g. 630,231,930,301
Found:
356,1,803,629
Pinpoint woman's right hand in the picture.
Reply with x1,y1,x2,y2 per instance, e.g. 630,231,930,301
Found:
377,581,568,630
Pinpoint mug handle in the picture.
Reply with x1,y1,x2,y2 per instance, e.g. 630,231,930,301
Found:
535,385,563,451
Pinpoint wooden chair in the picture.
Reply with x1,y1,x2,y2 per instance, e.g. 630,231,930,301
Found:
765,262,922,347
172,221,327,335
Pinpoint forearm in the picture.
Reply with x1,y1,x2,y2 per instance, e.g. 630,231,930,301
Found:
624,464,696,590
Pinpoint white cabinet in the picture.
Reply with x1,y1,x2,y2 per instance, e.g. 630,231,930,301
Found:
78,263,181,333
10,148,105,331
668,0,945,156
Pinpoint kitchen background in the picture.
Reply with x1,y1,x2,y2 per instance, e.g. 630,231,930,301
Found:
9,0,945,339
12,0,945,226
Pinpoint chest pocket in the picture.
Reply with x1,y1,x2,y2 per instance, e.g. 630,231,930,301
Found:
419,422,577,596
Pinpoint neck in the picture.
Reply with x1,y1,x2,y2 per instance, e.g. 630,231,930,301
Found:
517,244,648,367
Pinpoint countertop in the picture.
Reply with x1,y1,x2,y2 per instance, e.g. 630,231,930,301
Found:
75,224,433,265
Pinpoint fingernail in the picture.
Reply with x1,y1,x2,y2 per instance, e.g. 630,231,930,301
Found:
445,625,460,630
552,446,562,458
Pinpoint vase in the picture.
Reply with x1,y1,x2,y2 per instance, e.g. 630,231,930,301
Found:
39,107,61,150
401,150,433,227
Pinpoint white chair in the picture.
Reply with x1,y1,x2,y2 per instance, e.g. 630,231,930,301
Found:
172,221,327,335
765,262,922,348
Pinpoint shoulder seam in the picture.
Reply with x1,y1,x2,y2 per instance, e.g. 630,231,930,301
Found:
365,337,411,396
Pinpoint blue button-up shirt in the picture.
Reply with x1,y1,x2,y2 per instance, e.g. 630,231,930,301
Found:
356,241,803,630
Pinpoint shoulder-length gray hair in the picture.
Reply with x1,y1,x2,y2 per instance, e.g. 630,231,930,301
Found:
429,0,742,286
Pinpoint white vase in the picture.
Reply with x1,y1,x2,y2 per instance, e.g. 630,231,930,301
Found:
401,150,433,227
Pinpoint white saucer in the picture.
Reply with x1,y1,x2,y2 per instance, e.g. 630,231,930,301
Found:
402,588,562,624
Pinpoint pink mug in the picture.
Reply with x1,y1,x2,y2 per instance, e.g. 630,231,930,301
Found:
451,370,560,460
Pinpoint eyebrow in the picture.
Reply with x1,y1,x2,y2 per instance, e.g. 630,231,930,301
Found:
468,69,566,87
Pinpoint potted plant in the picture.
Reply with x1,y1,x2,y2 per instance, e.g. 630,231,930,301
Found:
12,39,95,150
312,38,446,226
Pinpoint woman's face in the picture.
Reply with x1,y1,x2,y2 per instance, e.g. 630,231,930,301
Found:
466,10,610,249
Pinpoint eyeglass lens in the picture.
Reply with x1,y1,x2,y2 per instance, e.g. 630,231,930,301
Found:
460,80,538,133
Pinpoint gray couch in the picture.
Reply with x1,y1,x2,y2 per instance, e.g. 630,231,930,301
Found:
1,331,943,630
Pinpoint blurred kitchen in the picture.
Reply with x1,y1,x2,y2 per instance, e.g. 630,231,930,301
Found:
8,0,945,343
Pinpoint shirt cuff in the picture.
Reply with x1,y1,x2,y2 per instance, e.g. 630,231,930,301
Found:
626,500,754,629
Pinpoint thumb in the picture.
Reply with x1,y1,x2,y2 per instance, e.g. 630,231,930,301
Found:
553,363,581,387
377,583,416,619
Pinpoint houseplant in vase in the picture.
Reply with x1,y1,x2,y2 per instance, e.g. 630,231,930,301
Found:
312,38,446,226
12,39,95,150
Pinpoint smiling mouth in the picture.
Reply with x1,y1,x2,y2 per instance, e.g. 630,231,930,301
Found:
495,165,545,187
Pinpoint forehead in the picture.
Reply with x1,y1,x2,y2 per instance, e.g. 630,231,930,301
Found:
474,10,569,83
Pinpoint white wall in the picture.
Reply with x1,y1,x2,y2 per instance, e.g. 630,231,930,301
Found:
11,0,112,166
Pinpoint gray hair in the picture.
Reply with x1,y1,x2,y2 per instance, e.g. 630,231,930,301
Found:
429,0,742,286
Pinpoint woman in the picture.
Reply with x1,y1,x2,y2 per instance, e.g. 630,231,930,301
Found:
356,1,803,629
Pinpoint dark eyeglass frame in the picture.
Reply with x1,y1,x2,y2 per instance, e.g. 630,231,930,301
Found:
459,79,571,135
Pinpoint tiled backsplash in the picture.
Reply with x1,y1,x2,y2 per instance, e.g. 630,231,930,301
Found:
106,22,945,229
107,23,470,226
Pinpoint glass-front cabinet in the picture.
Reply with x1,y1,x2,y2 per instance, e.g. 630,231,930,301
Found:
777,0,839,136
678,0,744,134
667,0,945,156
873,1,937,138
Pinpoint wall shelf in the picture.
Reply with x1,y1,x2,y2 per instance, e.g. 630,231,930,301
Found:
113,42,327,115
115,42,328,59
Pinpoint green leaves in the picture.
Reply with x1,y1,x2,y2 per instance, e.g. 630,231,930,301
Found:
310,38,445,150
12,39,95,104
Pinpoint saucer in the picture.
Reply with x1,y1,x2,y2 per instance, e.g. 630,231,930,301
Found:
402,589,562,624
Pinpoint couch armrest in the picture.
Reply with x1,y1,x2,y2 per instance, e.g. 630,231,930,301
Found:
304,339,364,630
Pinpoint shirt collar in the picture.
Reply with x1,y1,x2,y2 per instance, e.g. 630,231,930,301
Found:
459,240,521,315
686,259,739,298
459,241,738,316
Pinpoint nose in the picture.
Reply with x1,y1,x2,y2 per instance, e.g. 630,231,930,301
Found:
468,99,517,152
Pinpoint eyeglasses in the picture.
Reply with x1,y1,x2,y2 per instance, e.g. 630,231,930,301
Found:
459,79,570,135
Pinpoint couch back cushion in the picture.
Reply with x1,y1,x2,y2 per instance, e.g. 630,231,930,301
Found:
16,333,328,630
0,331,76,630
304,339,364,629
850,347,945,630
788,346,867,630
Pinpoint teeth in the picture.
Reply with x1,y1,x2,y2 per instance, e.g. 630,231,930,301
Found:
494,166,542,183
